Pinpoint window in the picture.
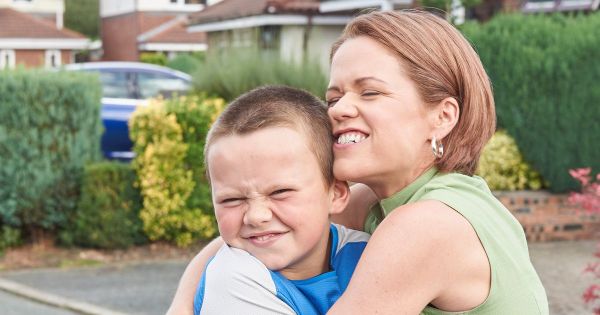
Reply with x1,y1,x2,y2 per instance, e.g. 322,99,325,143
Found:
98,71,135,99
45,49,61,68
0,50,16,70
170,0,205,4
137,72,190,99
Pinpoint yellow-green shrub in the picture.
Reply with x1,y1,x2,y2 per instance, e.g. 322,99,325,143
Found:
129,95,224,246
476,130,543,191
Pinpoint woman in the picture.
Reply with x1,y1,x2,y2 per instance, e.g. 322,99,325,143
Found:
168,10,548,314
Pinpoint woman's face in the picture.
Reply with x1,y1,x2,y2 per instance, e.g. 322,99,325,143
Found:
326,36,436,198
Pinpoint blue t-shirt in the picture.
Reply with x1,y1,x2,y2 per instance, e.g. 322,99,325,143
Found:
194,224,369,315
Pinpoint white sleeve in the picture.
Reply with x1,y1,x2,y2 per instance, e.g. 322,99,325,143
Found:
199,245,296,315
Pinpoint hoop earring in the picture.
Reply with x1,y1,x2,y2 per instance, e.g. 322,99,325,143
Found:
431,136,444,159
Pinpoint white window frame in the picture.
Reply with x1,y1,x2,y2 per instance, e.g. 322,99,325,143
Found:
45,49,62,68
0,50,16,69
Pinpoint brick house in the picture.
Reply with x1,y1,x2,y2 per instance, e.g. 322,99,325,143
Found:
187,0,356,73
100,0,207,61
0,1,90,69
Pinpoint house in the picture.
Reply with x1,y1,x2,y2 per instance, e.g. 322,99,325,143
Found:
100,0,208,61
187,0,356,72
0,0,90,69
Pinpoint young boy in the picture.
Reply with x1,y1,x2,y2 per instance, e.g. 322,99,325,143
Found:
194,86,369,315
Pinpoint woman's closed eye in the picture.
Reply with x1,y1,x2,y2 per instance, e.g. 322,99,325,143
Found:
326,98,340,107
361,90,381,97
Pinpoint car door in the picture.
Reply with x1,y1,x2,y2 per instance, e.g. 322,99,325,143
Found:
98,69,139,159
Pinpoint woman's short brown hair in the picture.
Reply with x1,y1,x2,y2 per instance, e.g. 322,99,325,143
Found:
331,10,496,176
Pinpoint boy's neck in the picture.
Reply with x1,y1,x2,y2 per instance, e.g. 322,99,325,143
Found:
279,227,333,281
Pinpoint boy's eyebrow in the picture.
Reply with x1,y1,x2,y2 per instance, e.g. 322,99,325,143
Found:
327,76,388,93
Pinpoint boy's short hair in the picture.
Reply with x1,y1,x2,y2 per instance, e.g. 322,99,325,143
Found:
204,85,333,185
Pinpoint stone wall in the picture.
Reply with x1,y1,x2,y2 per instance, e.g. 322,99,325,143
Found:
495,191,600,242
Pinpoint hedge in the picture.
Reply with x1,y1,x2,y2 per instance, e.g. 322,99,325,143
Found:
59,161,145,249
0,70,102,238
462,13,600,192
476,130,543,191
129,95,224,246
192,50,327,102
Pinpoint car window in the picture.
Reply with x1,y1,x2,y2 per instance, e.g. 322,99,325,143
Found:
98,71,135,99
138,72,190,99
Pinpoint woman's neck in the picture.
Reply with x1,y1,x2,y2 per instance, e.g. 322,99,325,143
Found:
369,163,434,199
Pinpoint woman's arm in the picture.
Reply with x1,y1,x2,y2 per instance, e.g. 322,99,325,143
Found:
330,183,377,230
167,237,225,315
328,200,490,314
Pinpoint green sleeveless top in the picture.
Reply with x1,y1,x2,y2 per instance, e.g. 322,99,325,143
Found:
364,168,549,315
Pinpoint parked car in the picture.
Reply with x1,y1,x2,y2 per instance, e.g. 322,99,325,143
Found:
62,62,192,160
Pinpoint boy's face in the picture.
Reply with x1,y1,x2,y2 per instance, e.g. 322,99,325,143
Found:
208,126,347,280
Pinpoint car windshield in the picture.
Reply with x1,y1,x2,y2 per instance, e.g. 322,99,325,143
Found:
138,72,190,99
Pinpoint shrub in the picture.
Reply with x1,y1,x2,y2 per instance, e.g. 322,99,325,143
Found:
568,168,600,313
0,70,102,240
192,50,327,101
129,95,224,246
140,52,167,66
0,226,21,255
476,130,543,191
166,53,204,75
461,13,600,192
59,161,145,249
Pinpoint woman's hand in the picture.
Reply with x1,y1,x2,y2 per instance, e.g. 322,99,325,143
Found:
166,237,225,315
327,200,490,314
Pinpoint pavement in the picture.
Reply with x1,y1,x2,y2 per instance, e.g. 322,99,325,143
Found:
0,240,597,315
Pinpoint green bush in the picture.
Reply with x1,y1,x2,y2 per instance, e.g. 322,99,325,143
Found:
129,96,224,246
193,50,327,101
0,70,102,239
476,130,543,191
0,226,21,255
167,53,204,74
59,161,145,249
462,13,600,192
140,52,167,66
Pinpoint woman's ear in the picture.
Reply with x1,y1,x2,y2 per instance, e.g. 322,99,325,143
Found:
329,180,350,215
431,97,460,140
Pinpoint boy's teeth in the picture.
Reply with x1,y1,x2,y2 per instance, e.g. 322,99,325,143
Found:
337,132,366,144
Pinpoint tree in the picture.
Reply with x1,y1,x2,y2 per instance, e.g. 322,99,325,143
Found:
64,0,100,39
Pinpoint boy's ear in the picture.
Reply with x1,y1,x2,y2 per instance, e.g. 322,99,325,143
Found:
329,179,350,215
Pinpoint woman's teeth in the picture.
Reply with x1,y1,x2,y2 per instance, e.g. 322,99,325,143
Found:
337,132,366,144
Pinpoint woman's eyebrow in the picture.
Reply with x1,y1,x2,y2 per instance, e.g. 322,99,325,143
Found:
327,77,388,93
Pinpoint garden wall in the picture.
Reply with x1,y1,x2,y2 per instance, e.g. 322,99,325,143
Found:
497,191,600,242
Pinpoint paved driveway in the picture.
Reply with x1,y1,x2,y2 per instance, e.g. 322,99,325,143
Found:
0,240,597,315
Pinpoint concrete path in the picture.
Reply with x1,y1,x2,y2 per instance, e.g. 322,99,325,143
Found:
0,240,597,315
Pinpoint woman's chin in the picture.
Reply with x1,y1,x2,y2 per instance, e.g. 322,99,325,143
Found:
333,162,367,183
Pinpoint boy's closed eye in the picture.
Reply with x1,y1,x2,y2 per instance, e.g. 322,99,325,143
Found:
270,188,294,200
219,197,245,207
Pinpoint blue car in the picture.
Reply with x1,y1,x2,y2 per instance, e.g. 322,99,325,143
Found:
63,62,192,160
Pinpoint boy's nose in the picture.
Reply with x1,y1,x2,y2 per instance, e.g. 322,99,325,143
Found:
243,201,272,226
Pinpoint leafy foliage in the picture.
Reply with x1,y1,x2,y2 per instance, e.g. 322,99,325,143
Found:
192,50,327,101
140,52,168,66
462,13,600,192
129,95,224,246
59,161,146,249
166,52,205,75
64,0,100,38
476,130,543,191
0,70,102,240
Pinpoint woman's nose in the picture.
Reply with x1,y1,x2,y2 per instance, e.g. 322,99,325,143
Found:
243,201,272,226
328,95,358,122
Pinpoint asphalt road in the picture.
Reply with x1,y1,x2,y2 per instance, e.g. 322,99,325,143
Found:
0,240,598,315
